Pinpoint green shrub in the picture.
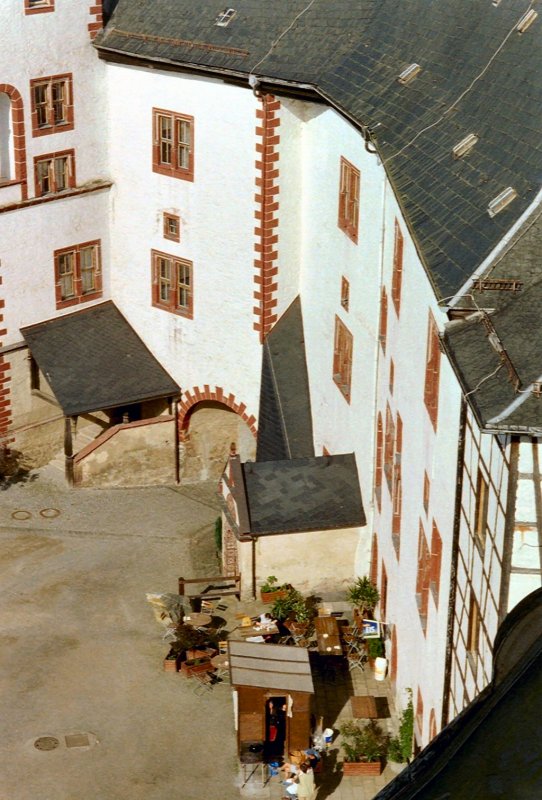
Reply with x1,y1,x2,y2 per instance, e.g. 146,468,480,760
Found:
388,689,414,763
214,516,222,552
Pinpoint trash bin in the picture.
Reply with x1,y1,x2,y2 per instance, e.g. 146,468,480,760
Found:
268,761,279,777
323,728,334,747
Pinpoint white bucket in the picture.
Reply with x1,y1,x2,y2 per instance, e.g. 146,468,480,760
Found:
374,656,388,681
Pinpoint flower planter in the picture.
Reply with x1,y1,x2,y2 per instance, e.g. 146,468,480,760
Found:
260,588,288,604
180,658,213,677
342,760,383,776
163,650,178,672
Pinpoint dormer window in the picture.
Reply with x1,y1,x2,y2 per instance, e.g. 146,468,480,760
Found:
215,8,236,26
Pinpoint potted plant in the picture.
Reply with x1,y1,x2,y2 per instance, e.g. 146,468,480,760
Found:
163,648,179,672
260,575,289,604
180,656,213,677
339,720,387,776
346,576,380,619
388,689,414,764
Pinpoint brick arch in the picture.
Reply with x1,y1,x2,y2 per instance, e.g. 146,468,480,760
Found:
0,84,28,199
178,385,257,436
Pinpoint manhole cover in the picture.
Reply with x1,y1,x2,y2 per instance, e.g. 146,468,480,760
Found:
34,736,60,751
65,734,90,748
11,510,32,520
40,508,61,519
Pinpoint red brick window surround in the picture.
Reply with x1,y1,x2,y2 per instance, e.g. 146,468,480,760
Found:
340,276,350,311
379,286,387,352
380,562,388,621
25,0,54,13
370,533,378,585
151,249,193,318
392,413,402,544
416,521,431,631
416,689,424,740
389,359,395,394
163,212,181,242
152,109,194,181
430,521,442,606
54,240,102,309
424,312,441,430
34,149,75,197
423,471,430,513
338,156,360,243
391,219,404,315
375,412,383,511
383,403,395,491
474,468,489,552
30,74,73,136
333,315,353,402
467,592,481,658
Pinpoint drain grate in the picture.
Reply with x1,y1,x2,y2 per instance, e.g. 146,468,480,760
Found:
65,734,90,748
34,736,60,751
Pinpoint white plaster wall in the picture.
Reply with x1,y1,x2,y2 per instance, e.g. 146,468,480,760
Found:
106,65,261,418
371,184,462,744
1,190,111,340
0,0,109,194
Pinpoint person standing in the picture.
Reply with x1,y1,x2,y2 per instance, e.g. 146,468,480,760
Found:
296,762,315,800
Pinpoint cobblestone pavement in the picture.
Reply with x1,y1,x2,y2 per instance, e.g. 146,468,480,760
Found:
0,467,404,799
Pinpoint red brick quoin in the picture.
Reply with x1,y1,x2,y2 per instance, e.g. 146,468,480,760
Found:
178,386,257,437
88,2,104,41
253,95,280,343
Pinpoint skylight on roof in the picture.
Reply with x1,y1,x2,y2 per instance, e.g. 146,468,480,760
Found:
397,63,422,85
487,187,517,217
516,9,538,33
452,133,479,159
215,8,237,26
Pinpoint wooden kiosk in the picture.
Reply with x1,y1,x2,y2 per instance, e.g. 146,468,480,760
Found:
229,640,314,768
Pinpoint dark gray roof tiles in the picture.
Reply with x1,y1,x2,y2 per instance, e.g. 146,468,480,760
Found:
21,302,180,416
96,0,542,300
242,453,365,535
256,297,314,463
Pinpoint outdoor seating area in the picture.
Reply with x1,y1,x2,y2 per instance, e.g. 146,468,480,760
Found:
146,574,406,797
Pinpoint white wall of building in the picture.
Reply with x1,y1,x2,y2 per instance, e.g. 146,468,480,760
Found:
106,64,262,417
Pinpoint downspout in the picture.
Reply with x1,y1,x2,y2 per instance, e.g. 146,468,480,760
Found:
174,397,180,484
441,397,467,728
251,536,257,599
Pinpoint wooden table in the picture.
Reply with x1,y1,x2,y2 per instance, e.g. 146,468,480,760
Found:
183,612,212,627
237,622,279,639
314,615,342,655
350,695,378,718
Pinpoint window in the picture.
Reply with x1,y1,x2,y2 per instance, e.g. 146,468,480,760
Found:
0,93,14,182
423,471,430,513
34,150,75,196
424,312,441,429
467,593,480,658
151,249,193,318
152,109,194,181
54,240,102,309
474,469,489,551
430,522,442,606
332,316,353,402
25,0,54,13
392,413,402,543
380,562,388,621
340,276,350,311
383,404,395,491
389,359,395,394
375,413,383,511
391,220,404,315
379,287,387,352
30,74,73,136
163,212,181,242
416,689,424,740
416,522,431,630
338,156,360,243
370,533,378,585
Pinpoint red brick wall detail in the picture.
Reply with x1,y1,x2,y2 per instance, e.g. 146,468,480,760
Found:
88,1,103,41
0,277,12,447
254,95,280,342
0,84,28,200
178,386,257,436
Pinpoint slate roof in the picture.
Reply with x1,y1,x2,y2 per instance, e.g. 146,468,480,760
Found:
21,301,180,416
256,297,314,462
96,0,542,300
442,213,542,433
373,587,542,800
242,453,365,535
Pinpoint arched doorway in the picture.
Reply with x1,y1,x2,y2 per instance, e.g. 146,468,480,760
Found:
180,399,256,483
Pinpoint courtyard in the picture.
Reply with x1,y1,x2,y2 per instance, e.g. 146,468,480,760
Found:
0,467,402,799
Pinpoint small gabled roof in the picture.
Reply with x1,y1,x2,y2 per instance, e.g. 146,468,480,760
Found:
242,453,365,535
229,640,314,693
21,301,180,416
